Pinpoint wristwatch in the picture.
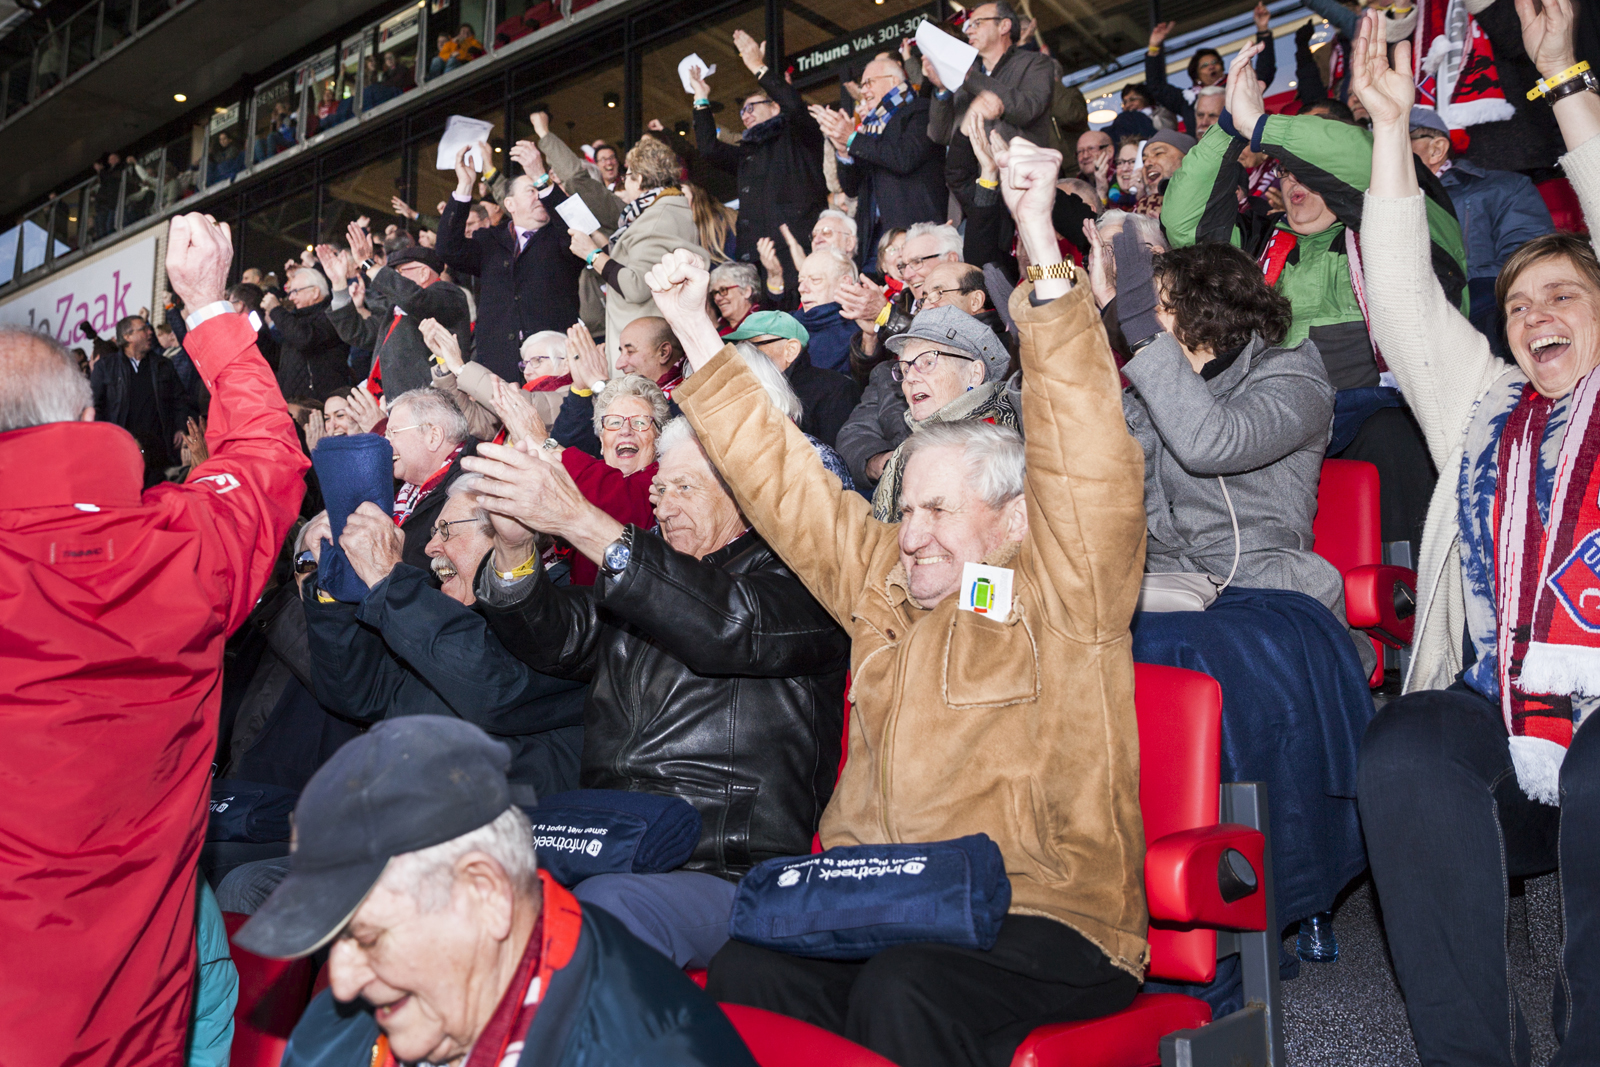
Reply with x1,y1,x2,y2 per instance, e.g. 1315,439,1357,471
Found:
601,528,634,576
542,436,562,452
1025,262,1074,282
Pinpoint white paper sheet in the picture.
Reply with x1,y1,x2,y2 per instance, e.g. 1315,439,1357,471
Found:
556,196,604,236
435,115,496,171
914,20,978,94
677,53,716,94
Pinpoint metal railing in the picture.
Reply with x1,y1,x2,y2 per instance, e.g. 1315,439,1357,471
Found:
2,0,179,121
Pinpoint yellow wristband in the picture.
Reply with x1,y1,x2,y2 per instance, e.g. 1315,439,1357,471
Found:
496,555,539,580
1529,60,1590,100
976,176,999,189
875,301,893,327
570,385,593,397
766,279,785,295
316,590,337,604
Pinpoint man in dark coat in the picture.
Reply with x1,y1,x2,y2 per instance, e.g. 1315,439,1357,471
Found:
436,145,584,383
322,242,471,398
725,310,861,448
301,482,586,797
815,56,947,271
236,717,756,1067
688,29,827,286
263,268,349,401
462,417,849,970
90,313,196,483
925,1,1060,212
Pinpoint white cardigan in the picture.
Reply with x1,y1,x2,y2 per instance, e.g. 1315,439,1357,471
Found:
1360,133,1600,695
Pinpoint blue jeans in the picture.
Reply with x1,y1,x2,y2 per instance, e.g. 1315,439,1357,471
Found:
1358,686,1600,1066
572,870,737,968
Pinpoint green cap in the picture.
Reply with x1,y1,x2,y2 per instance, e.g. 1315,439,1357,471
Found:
725,310,810,346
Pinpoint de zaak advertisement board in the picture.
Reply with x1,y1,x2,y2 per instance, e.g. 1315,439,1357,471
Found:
0,232,159,349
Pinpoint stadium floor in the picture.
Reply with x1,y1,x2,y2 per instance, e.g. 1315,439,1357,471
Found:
1282,872,1563,1065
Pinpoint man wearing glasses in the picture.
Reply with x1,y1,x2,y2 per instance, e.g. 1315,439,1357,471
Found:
383,386,477,581
810,56,946,272
688,27,827,291
260,266,351,402
925,1,1061,213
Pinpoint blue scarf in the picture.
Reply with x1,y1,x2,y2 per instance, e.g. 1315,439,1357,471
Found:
858,84,912,136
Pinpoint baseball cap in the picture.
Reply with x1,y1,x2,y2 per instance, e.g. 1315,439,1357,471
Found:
886,305,1008,382
1409,106,1450,136
1147,129,1196,153
232,717,515,959
725,310,810,346
386,244,446,274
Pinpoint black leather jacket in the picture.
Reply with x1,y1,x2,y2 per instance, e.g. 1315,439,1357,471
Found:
477,527,849,878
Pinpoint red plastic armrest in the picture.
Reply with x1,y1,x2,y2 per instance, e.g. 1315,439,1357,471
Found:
1345,564,1417,648
1144,824,1267,932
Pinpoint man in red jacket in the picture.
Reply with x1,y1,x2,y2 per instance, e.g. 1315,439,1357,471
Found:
0,213,309,1067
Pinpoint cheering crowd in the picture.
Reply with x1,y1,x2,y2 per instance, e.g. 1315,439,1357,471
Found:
4,0,1600,1064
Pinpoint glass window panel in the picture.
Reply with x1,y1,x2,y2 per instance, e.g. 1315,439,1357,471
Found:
102,0,137,51
365,6,422,110
637,2,764,148
161,131,201,208
251,73,301,164
5,60,29,117
0,226,19,287
123,148,164,226
50,187,86,256
207,102,245,186
412,88,505,221
321,152,407,250
241,191,318,282
304,48,351,137
87,162,125,243
66,7,99,77
510,56,625,178
21,205,52,274
35,28,67,95
426,0,490,82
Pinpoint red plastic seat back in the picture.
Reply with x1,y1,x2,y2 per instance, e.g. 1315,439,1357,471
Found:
224,912,316,1067
1133,664,1223,984
721,1003,899,1066
1538,177,1586,234
1311,459,1382,575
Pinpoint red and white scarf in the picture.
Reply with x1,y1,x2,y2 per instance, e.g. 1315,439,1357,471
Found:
392,443,465,526
1258,226,1389,375
1492,372,1600,801
1413,0,1516,135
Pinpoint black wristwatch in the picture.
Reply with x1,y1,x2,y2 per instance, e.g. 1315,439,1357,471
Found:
601,527,634,576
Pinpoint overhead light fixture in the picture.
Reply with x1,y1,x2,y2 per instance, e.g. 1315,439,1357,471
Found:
1088,108,1117,123
494,145,502,152
604,91,619,109
173,92,187,102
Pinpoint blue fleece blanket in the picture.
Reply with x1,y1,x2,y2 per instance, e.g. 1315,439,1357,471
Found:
1131,587,1376,929
311,433,395,603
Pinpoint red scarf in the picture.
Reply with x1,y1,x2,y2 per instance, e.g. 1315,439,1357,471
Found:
1257,227,1388,373
1413,0,1515,135
524,373,572,393
369,871,585,1067
1491,375,1600,755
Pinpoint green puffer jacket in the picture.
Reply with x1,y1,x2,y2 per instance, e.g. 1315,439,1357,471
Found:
1162,118,1468,391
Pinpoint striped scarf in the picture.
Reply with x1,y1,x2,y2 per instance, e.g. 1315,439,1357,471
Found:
611,187,680,241
859,84,912,136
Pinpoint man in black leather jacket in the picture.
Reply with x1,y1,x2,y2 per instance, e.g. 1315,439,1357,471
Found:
462,416,849,969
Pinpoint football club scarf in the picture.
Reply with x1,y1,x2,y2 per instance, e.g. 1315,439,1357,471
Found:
859,83,913,136
1413,0,1515,132
1491,370,1600,803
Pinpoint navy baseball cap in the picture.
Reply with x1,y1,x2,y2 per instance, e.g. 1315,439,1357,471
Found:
233,717,515,959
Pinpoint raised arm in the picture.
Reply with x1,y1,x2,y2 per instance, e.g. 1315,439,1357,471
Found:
961,49,1054,130
154,214,309,634
997,136,1146,641
435,152,487,275
1159,126,1246,250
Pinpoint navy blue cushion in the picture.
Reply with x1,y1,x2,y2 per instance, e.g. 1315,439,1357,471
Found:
524,790,702,886
311,433,395,603
729,834,1011,960
207,779,299,843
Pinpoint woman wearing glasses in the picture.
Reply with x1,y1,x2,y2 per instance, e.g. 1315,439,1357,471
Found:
869,305,1018,521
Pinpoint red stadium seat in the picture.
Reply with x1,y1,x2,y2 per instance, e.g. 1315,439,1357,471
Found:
1311,458,1418,687
721,1004,899,1067
224,912,316,1067
1538,176,1586,234
724,666,1283,1067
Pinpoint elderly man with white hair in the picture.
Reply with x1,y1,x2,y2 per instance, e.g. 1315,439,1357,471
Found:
239,716,757,1067
644,135,1148,1067
458,404,850,970
792,246,858,373
383,386,477,580
261,266,350,400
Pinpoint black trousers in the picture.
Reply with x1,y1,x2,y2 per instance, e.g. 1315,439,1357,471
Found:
1357,685,1600,1066
706,916,1139,1067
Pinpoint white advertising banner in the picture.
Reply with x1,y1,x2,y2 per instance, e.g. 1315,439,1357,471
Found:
0,232,159,349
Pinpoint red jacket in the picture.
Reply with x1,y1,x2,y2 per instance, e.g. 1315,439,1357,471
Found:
0,312,308,1067
561,447,656,586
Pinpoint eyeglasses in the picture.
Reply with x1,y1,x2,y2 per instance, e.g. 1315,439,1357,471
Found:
862,73,899,87
920,287,966,305
965,15,1007,24
599,414,660,432
902,251,946,271
740,99,776,117
890,349,977,381
517,356,560,369
711,284,748,298
285,286,317,297
431,518,479,542
385,423,422,438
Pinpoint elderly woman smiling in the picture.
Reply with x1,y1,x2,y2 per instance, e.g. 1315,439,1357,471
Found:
869,304,1017,521
1348,4,1600,1063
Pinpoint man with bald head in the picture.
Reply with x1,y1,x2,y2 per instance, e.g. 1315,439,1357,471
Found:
810,55,946,271
1075,129,1113,204
1,213,307,1066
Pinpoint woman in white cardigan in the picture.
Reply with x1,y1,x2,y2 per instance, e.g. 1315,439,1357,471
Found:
1351,3,1600,1062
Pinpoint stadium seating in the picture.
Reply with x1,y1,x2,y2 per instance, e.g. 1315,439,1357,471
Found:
223,912,316,1067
